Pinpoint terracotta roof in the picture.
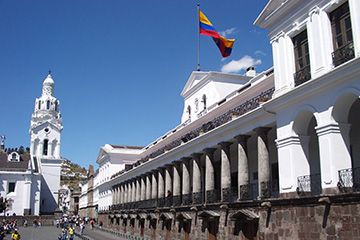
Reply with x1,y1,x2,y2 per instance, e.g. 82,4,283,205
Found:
0,151,30,171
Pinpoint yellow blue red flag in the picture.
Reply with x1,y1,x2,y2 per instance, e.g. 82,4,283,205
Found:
199,10,235,58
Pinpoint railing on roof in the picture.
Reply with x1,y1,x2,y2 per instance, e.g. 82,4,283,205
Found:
111,87,275,179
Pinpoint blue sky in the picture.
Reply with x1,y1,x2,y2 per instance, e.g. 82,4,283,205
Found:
0,0,272,169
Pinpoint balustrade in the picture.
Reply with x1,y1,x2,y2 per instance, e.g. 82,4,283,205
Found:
338,167,360,192
332,41,354,67
297,173,322,196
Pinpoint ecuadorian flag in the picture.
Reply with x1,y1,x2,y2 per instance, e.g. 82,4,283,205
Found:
199,10,235,58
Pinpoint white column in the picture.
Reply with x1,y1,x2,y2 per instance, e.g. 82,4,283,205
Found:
219,142,232,202
307,8,333,78
204,148,216,203
276,135,311,194
140,175,146,201
173,162,181,205
192,153,202,204
255,127,271,199
136,178,141,202
151,171,158,200
235,135,250,200
316,123,352,190
23,176,32,215
132,181,136,203
146,174,152,200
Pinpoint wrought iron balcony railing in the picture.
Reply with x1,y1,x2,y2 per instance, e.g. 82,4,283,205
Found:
332,41,355,67
338,167,360,193
297,173,322,196
294,65,311,87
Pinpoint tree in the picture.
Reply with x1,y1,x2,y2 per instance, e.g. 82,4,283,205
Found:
0,197,7,214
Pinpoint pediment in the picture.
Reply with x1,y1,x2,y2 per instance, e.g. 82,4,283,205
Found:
181,71,250,99
30,121,62,133
254,0,287,26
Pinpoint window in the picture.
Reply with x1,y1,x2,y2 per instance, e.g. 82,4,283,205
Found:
202,94,207,109
38,101,41,110
8,152,19,162
43,139,48,156
55,101,58,112
330,2,354,67
46,100,50,110
293,30,311,86
187,105,191,119
8,182,15,193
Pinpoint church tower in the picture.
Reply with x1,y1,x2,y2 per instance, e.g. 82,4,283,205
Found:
30,73,63,214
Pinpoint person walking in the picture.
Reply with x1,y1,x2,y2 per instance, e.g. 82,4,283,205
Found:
38,218,42,228
61,228,67,240
80,221,85,236
68,225,75,240
90,219,95,230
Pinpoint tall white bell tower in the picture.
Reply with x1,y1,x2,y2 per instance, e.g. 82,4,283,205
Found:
29,72,63,214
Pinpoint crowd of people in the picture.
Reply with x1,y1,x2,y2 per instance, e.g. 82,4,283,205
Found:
55,215,97,239
0,215,98,239
0,219,19,239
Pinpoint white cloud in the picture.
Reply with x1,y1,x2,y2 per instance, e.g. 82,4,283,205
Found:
255,50,266,56
219,27,236,38
221,55,262,73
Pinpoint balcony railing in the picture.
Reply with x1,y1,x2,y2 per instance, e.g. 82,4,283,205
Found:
338,167,360,193
297,173,322,196
332,41,355,67
294,65,311,87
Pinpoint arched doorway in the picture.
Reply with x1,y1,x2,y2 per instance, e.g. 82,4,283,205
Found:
293,110,321,196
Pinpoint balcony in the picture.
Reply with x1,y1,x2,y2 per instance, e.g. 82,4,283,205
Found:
294,65,311,87
296,173,322,196
338,167,360,193
332,42,355,67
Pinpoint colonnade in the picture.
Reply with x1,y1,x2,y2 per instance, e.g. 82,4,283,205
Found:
111,127,275,209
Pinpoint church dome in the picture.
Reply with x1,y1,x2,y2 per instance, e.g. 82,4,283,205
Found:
42,73,55,97
43,74,54,86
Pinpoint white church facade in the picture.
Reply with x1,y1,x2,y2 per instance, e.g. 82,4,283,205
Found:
77,0,360,239
0,73,63,216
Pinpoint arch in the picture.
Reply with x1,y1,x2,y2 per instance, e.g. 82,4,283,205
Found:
292,105,319,135
332,88,360,123
292,107,322,195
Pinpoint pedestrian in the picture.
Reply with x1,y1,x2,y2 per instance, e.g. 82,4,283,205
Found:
11,229,20,240
99,220,103,228
61,228,67,240
58,234,62,240
33,219,37,228
38,218,42,228
56,219,59,228
80,221,85,235
23,220,27,228
68,225,74,240
90,219,94,230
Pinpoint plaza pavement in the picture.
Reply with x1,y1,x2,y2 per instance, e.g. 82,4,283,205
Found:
2,225,125,240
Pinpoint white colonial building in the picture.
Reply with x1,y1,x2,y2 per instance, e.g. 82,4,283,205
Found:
81,0,360,239
0,73,63,216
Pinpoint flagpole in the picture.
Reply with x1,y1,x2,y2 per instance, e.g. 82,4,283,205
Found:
197,3,200,71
